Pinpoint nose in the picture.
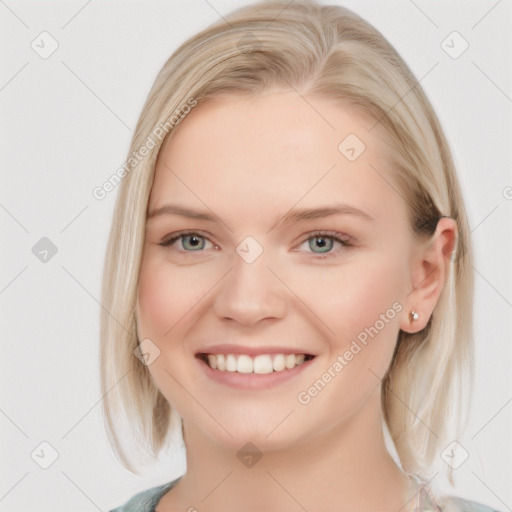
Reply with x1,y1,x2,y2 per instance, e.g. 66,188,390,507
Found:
212,248,288,326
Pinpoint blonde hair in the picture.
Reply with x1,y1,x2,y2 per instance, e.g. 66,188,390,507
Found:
100,0,473,478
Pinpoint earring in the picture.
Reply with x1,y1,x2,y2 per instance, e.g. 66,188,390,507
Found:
409,310,419,322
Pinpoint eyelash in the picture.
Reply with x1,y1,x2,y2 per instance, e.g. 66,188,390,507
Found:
158,230,353,260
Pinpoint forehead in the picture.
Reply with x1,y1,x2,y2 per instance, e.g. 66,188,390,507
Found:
149,90,401,224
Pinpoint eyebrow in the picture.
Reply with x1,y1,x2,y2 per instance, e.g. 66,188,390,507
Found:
147,202,374,229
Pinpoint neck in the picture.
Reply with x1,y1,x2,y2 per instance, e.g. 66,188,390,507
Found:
161,393,413,512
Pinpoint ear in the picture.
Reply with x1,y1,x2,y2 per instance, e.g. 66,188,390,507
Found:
400,216,457,333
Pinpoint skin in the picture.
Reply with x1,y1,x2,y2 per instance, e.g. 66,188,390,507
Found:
135,89,457,512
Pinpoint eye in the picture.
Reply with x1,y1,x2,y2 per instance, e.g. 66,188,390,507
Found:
158,230,353,259
159,231,216,252
297,231,352,259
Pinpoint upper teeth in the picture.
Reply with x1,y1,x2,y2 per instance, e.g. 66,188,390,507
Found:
206,353,307,374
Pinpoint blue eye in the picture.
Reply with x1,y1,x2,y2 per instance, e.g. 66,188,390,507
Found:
181,234,206,251
299,231,351,259
159,231,212,251
159,230,352,259
307,235,334,253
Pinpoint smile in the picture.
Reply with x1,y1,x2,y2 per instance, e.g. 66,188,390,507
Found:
197,353,315,374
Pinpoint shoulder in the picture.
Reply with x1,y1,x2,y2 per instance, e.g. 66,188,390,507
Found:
109,477,180,512
413,478,501,512
438,494,502,512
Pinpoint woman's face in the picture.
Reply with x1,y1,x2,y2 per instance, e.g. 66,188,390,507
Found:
136,90,420,452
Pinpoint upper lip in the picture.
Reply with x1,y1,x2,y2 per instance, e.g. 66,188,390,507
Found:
195,344,316,356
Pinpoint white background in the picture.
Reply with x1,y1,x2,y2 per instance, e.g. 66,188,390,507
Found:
1,0,511,510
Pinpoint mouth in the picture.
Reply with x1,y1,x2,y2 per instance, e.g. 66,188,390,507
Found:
196,352,316,374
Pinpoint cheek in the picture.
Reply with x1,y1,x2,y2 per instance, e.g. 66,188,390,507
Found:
305,252,406,366
136,256,208,412
293,256,406,421
137,256,210,338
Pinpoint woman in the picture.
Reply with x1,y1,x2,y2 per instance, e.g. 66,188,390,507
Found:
101,1,500,510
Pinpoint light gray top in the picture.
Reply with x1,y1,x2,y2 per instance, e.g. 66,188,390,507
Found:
110,475,501,512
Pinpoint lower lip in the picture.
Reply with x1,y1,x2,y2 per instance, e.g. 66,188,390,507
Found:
196,356,315,390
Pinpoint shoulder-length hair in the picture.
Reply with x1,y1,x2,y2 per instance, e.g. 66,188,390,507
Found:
100,0,473,478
